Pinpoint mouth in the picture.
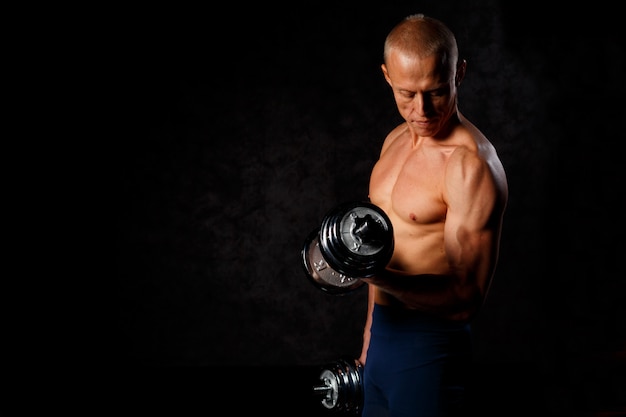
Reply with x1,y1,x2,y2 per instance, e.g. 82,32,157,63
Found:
412,119,431,128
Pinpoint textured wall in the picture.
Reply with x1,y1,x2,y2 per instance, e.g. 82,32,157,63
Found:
116,3,625,403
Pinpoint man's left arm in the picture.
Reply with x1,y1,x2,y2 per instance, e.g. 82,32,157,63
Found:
362,148,503,321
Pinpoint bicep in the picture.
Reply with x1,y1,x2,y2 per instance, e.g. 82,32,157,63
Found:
443,153,500,288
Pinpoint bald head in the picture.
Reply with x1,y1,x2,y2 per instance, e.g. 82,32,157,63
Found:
384,14,459,74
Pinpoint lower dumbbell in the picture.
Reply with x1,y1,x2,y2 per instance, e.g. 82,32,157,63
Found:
301,201,394,294
312,358,364,414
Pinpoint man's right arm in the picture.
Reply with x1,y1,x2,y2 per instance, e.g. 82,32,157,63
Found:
358,284,376,366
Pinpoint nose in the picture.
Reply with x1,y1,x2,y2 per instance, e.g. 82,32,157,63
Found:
412,93,428,116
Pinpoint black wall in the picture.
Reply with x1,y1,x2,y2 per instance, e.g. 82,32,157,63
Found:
115,1,625,414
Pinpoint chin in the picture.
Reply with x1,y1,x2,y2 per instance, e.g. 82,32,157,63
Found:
410,124,436,137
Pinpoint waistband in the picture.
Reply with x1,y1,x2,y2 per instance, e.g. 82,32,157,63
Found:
371,303,470,334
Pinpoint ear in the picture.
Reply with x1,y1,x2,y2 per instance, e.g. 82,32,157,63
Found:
455,59,467,86
381,64,392,86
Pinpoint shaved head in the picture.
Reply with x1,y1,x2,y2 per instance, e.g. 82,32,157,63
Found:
384,14,459,75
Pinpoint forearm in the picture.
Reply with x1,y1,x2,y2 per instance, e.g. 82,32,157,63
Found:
358,284,375,365
361,270,481,320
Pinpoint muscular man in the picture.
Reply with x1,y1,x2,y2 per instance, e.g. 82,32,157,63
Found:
358,14,509,416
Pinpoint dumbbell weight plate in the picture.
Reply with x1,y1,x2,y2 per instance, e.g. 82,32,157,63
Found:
302,229,364,294
319,201,394,279
313,358,364,414
301,201,394,293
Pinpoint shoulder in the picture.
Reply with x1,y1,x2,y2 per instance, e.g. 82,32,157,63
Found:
381,123,409,154
444,130,508,207
446,145,487,185
444,123,501,190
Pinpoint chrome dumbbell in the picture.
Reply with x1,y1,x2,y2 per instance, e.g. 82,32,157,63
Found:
302,201,394,294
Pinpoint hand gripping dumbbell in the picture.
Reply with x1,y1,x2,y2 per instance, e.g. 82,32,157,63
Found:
312,358,364,414
301,201,394,294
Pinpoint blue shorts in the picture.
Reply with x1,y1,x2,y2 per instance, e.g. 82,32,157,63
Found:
362,304,472,417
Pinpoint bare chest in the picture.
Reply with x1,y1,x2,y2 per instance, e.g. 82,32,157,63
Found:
371,148,449,225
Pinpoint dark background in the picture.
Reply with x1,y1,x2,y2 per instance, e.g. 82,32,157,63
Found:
114,1,625,415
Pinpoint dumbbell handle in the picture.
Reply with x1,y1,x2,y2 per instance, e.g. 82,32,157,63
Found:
312,384,332,393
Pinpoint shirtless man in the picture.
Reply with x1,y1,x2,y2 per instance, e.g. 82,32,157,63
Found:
357,14,509,416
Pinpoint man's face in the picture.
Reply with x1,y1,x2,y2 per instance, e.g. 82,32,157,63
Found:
382,52,459,138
